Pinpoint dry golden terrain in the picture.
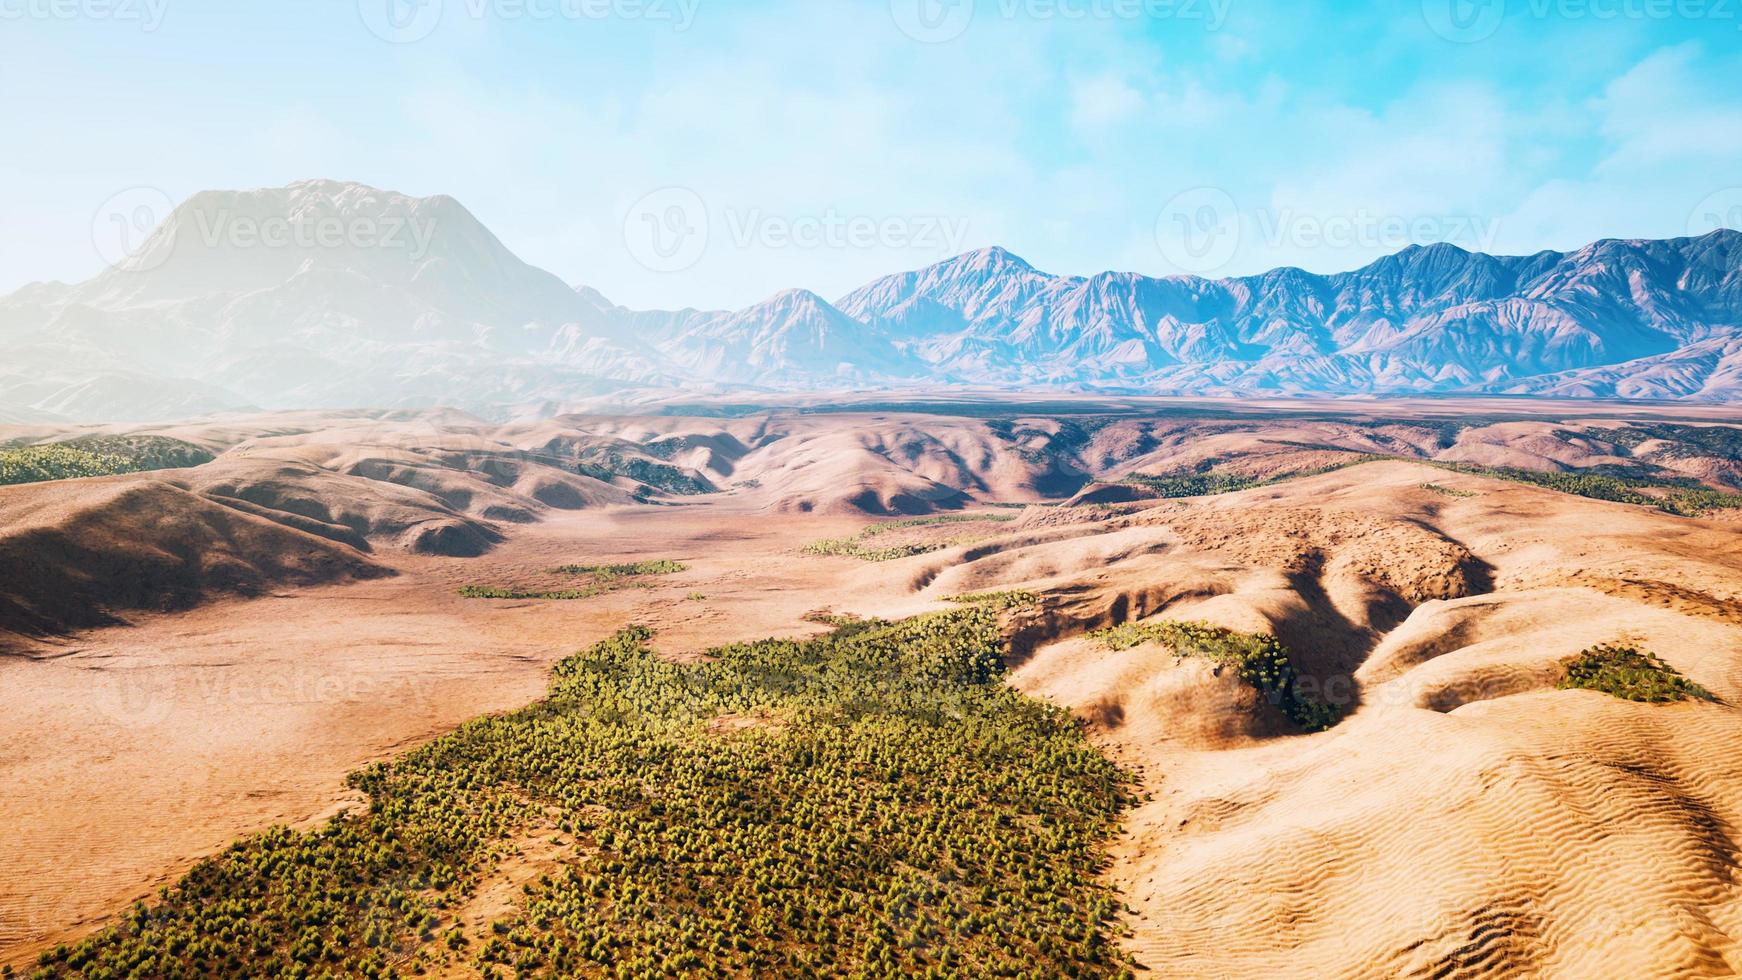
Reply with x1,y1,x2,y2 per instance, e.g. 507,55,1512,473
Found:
4,397,1742,976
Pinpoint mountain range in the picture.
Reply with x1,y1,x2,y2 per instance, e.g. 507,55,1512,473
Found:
4,179,1740,420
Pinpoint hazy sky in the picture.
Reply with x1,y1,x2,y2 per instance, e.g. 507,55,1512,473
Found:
3,0,1740,309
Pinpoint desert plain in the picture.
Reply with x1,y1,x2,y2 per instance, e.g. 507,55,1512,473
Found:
4,394,1742,977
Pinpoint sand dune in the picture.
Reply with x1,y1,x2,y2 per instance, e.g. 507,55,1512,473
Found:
992,462,1742,976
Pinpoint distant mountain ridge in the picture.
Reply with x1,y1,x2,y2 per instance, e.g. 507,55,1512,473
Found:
2,180,1739,419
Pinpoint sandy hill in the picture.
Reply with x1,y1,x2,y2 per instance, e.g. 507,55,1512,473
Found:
6,403,1742,644
844,460,1742,976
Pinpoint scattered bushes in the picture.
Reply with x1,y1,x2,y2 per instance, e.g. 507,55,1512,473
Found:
1433,463,1742,516
944,590,1040,611
31,610,1136,978
1119,459,1370,500
462,560,686,601
0,436,213,487
1420,483,1477,498
802,513,1016,562
459,585,600,600
1120,471,1263,498
1091,620,1338,732
1120,455,1742,516
553,560,687,578
1558,644,1715,703
573,449,715,495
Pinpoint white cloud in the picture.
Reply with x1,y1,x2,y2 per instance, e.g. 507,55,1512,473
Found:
1070,74,1146,130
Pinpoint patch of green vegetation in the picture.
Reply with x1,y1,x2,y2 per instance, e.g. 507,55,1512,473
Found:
1121,471,1264,497
0,436,213,487
802,512,1017,562
554,560,688,578
1421,461,1742,517
799,611,888,636
800,537,934,562
0,445,128,485
858,513,1015,537
31,611,1135,979
1119,458,1372,501
1091,620,1338,732
1122,454,1742,517
1558,643,1715,703
1420,483,1478,498
1583,423,1742,462
574,449,715,496
458,585,604,600
944,590,1040,611
463,560,686,601
637,435,714,461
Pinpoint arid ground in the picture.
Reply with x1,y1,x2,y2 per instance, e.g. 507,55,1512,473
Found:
5,396,1742,976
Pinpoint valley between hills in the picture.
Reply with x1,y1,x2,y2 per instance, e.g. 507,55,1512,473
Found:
3,395,1742,977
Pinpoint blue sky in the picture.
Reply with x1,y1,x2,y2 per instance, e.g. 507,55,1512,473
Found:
2,0,1740,309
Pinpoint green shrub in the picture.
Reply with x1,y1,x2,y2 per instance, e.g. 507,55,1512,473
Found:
0,436,213,487
1120,471,1263,497
1120,455,1742,516
462,561,687,601
459,586,600,600
1091,620,1338,731
1558,644,1714,703
944,590,1040,611
573,449,714,495
802,513,1016,562
553,560,687,578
